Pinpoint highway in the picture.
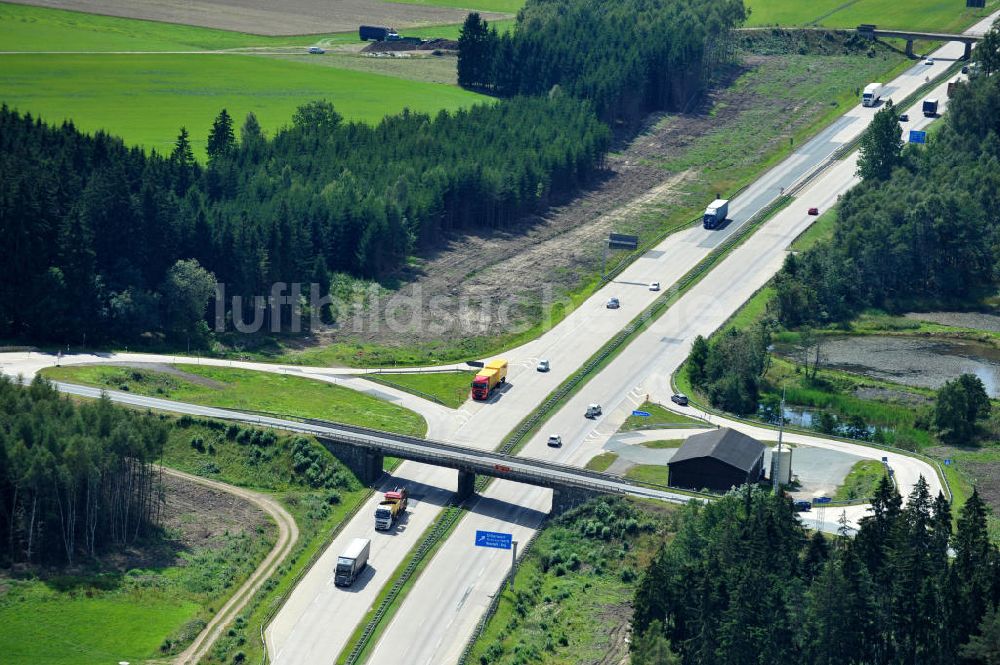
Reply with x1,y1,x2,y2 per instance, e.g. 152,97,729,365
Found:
1,14,993,665
360,18,993,664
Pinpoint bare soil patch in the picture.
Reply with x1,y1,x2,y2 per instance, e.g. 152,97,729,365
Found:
159,470,269,555
7,0,509,36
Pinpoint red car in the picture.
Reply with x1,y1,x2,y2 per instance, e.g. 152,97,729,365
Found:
807,207,820,216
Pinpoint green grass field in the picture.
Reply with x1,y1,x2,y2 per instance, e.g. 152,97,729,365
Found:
0,583,200,665
0,53,485,155
745,0,999,30
641,439,684,449
41,364,428,436
366,370,474,408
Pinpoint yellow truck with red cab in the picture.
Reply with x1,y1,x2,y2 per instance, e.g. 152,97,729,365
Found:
471,359,508,400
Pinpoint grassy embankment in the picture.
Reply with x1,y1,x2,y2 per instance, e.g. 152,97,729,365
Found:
41,364,427,437
0,416,367,665
0,3,487,155
465,498,675,665
365,370,475,408
620,401,704,430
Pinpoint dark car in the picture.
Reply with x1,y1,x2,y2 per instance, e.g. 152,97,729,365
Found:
793,500,812,512
899,113,909,122
671,393,689,406
807,207,820,216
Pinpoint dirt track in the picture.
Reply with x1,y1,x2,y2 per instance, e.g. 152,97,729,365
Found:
169,467,299,665
7,0,509,35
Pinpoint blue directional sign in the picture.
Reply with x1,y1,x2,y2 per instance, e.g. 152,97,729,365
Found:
909,130,927,144
815,497,832,504
632,410,651,417
475,530,513,550
944,459,953,466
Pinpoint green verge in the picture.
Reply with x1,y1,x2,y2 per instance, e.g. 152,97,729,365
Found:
833,459,888,501
620,401,706,430
364,370,475,408
585,452,618,471
40,364,428,437
642,439,684,449
789,207,836,251
625,464,672,485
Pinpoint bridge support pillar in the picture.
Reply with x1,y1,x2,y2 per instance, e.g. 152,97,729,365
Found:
905,39,914,58
320,439,384,486
963,41,972,60
550,487,601,516
457,470,476,502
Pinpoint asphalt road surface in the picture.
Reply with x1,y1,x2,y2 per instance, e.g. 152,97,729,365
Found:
0,14,992,664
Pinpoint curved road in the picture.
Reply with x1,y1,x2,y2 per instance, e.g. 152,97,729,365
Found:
163,467,299,665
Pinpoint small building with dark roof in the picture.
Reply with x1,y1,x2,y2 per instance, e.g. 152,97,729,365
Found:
667,428,766,492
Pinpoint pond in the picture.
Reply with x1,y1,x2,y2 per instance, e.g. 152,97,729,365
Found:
773,335,1000,397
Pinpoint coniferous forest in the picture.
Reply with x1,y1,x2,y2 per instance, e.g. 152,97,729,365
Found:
457,0,746,121
0,375,166,565
632,481,1000,665
0,97,609,345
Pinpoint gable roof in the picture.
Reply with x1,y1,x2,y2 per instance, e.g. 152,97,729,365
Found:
668,428,765,472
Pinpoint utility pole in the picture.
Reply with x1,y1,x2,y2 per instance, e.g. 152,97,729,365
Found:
772,386,786,492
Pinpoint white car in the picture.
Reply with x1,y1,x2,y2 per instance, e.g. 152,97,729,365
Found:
649,282,660,291
547,434,562,447
606,297,620,309
924,57,934,65
537,359,550,372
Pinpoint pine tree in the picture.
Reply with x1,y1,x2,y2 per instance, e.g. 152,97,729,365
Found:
206,109,236,162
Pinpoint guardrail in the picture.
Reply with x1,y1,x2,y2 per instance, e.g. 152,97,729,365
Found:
342,501,464,665
456,528,543,665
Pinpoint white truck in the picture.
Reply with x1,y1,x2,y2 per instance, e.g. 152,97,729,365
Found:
702,199,729,229
334,538,370,587
862,82,883,108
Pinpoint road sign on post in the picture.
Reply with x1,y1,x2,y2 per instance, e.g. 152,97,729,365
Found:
815,496,832,504
475,530,513,550
944,459,952,466
909,130,927,144
632,410,651,417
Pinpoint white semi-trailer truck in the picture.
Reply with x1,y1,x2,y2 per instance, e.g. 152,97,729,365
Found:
862,82,883,107
335,538,370,587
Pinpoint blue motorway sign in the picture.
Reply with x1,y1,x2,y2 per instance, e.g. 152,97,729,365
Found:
815,497,832,504
475,530,513,550
909,130,927,144
944,459,952,466
632,410,651,417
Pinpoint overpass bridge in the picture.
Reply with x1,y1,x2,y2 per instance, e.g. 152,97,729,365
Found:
857,24,984,58
53,381,701,513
